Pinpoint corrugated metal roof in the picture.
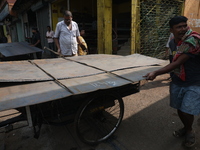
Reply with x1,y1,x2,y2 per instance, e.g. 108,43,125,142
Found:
0,54,167,111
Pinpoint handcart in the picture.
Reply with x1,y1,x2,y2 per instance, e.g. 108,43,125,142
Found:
0,53,166,145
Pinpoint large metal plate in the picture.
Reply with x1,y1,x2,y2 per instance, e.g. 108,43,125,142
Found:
0,54,168,111
67,54,166,71
0,54,166,82
0,81,71,111
112,65,164,82
0,42,43,57
32,58,104,80
0,61,52,82
0,73,131,111
59,73,131,94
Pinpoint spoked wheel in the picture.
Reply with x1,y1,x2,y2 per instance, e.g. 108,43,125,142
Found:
75,92,124,145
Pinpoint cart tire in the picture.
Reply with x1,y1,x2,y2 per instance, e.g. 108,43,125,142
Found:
74,92,124,145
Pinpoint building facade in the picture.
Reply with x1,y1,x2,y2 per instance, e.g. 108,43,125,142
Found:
0,0,188,58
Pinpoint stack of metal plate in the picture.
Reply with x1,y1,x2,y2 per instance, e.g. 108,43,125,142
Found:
0,54,167,111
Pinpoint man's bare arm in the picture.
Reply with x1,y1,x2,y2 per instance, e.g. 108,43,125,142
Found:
54,38,61,53
144,54,190,80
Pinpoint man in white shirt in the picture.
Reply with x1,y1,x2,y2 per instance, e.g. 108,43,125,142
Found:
46,26,56,58
54,10,85,56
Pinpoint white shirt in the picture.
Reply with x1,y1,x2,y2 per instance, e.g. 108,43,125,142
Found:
166,33,174,55
54,20,80,55
166,33,174,48
46,30,54,43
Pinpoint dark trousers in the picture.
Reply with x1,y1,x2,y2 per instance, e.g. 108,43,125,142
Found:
36,51,43,59
48,42,56,58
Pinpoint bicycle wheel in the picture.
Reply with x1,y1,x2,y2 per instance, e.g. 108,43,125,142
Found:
75,92,124,145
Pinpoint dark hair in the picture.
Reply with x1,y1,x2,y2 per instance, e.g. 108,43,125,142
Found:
32,27,38,32
79,28,85,31
169,16,188,28
47,26,51,28
64,10,72,17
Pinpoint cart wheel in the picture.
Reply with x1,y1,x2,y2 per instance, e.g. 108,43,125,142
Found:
75,92,124,145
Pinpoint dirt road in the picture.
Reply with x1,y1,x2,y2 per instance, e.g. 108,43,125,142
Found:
1,74,200,150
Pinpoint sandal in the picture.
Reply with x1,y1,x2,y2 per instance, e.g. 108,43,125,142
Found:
173,128,186,138
184,132,196,148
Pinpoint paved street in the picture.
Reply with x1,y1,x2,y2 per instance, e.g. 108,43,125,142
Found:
0,74,200,150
